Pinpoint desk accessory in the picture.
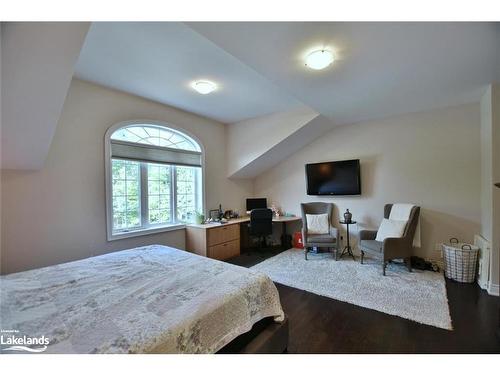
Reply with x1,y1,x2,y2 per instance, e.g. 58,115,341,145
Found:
343,209,352,223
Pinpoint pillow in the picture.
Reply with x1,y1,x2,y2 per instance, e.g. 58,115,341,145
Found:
375,218,407,242
306,213,330,234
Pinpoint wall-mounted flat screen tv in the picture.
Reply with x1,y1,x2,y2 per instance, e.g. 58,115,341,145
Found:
305,159,361,195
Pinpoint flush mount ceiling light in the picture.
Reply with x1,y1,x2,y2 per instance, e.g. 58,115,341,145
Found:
305,49,334,70
192,80,217,95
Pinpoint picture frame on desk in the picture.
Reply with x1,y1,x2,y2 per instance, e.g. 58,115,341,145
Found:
209,209,220,221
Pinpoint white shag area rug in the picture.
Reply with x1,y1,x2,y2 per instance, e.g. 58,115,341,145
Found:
251,249,452,330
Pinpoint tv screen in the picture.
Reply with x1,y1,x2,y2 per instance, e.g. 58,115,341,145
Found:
305,159,361,195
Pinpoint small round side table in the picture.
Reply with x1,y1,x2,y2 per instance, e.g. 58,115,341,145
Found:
339,220,357,261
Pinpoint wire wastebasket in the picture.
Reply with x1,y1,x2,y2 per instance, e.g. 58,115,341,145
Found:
442,238,479,283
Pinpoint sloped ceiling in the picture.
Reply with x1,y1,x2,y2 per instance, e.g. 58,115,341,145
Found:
229,115,338,179
3,22,499,175
189,22,500,125
76,22,500,127
226,106,319,178
72,22,500,178
74,22,302,123
1,22,90,170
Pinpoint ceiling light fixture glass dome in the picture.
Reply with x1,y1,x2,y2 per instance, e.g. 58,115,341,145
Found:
305,49,334,70
192,80,217,94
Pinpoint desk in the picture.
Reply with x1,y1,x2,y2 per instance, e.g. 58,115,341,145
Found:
186,216,301,260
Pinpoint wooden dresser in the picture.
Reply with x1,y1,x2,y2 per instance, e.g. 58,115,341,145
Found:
185,221,242,260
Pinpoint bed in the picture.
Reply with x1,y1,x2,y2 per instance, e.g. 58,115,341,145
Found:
0,245,286,353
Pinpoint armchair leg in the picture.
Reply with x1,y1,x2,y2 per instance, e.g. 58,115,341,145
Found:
360,251,364,264
406,257,412,272
332,247,337,261
382,261,388,276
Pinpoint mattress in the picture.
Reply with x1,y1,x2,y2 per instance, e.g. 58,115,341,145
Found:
0,245,284,353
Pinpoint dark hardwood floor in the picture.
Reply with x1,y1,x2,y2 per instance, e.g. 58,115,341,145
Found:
227,250,500,353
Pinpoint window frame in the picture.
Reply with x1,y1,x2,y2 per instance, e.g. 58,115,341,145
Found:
105,120,205,241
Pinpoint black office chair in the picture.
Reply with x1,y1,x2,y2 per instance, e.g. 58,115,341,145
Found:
248,208,273,249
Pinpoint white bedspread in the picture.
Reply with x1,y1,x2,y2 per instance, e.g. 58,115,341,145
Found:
0,245,284,353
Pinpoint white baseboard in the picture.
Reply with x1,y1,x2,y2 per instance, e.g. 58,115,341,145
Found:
487,282,500,296
478,279,489,290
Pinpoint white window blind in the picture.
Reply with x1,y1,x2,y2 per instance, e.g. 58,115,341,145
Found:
111,140,202,167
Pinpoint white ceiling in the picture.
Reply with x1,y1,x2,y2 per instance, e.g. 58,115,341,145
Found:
189,22,500,125
4,22,498,172
74,22,302,123
75,22,499,127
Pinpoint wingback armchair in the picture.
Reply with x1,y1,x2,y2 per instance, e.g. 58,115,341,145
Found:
358,204,420,275
301,202,339,260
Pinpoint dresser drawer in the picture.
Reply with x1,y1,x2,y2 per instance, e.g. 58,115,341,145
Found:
208,239,240,260
207,224,239,246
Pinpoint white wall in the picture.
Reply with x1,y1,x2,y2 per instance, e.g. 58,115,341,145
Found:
254,103,482,260
480,84,500,293
493,86,500,292
0,24,3,258
1,79,253,274
480,87,493,242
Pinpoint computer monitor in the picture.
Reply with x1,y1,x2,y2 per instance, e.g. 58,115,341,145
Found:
246,198,267,211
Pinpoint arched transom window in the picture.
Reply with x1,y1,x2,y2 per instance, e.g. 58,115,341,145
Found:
111,125,201,151
106,123,203,240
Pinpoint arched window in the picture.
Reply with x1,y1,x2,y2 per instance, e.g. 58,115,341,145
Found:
105,122,204,240
110,125,201,151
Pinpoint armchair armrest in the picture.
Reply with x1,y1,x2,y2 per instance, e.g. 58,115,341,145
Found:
359,229,377,241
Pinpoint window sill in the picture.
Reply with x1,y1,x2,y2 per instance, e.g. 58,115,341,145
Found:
107,223,186,242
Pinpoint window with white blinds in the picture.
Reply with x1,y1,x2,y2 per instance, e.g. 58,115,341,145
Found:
105,123,203,240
